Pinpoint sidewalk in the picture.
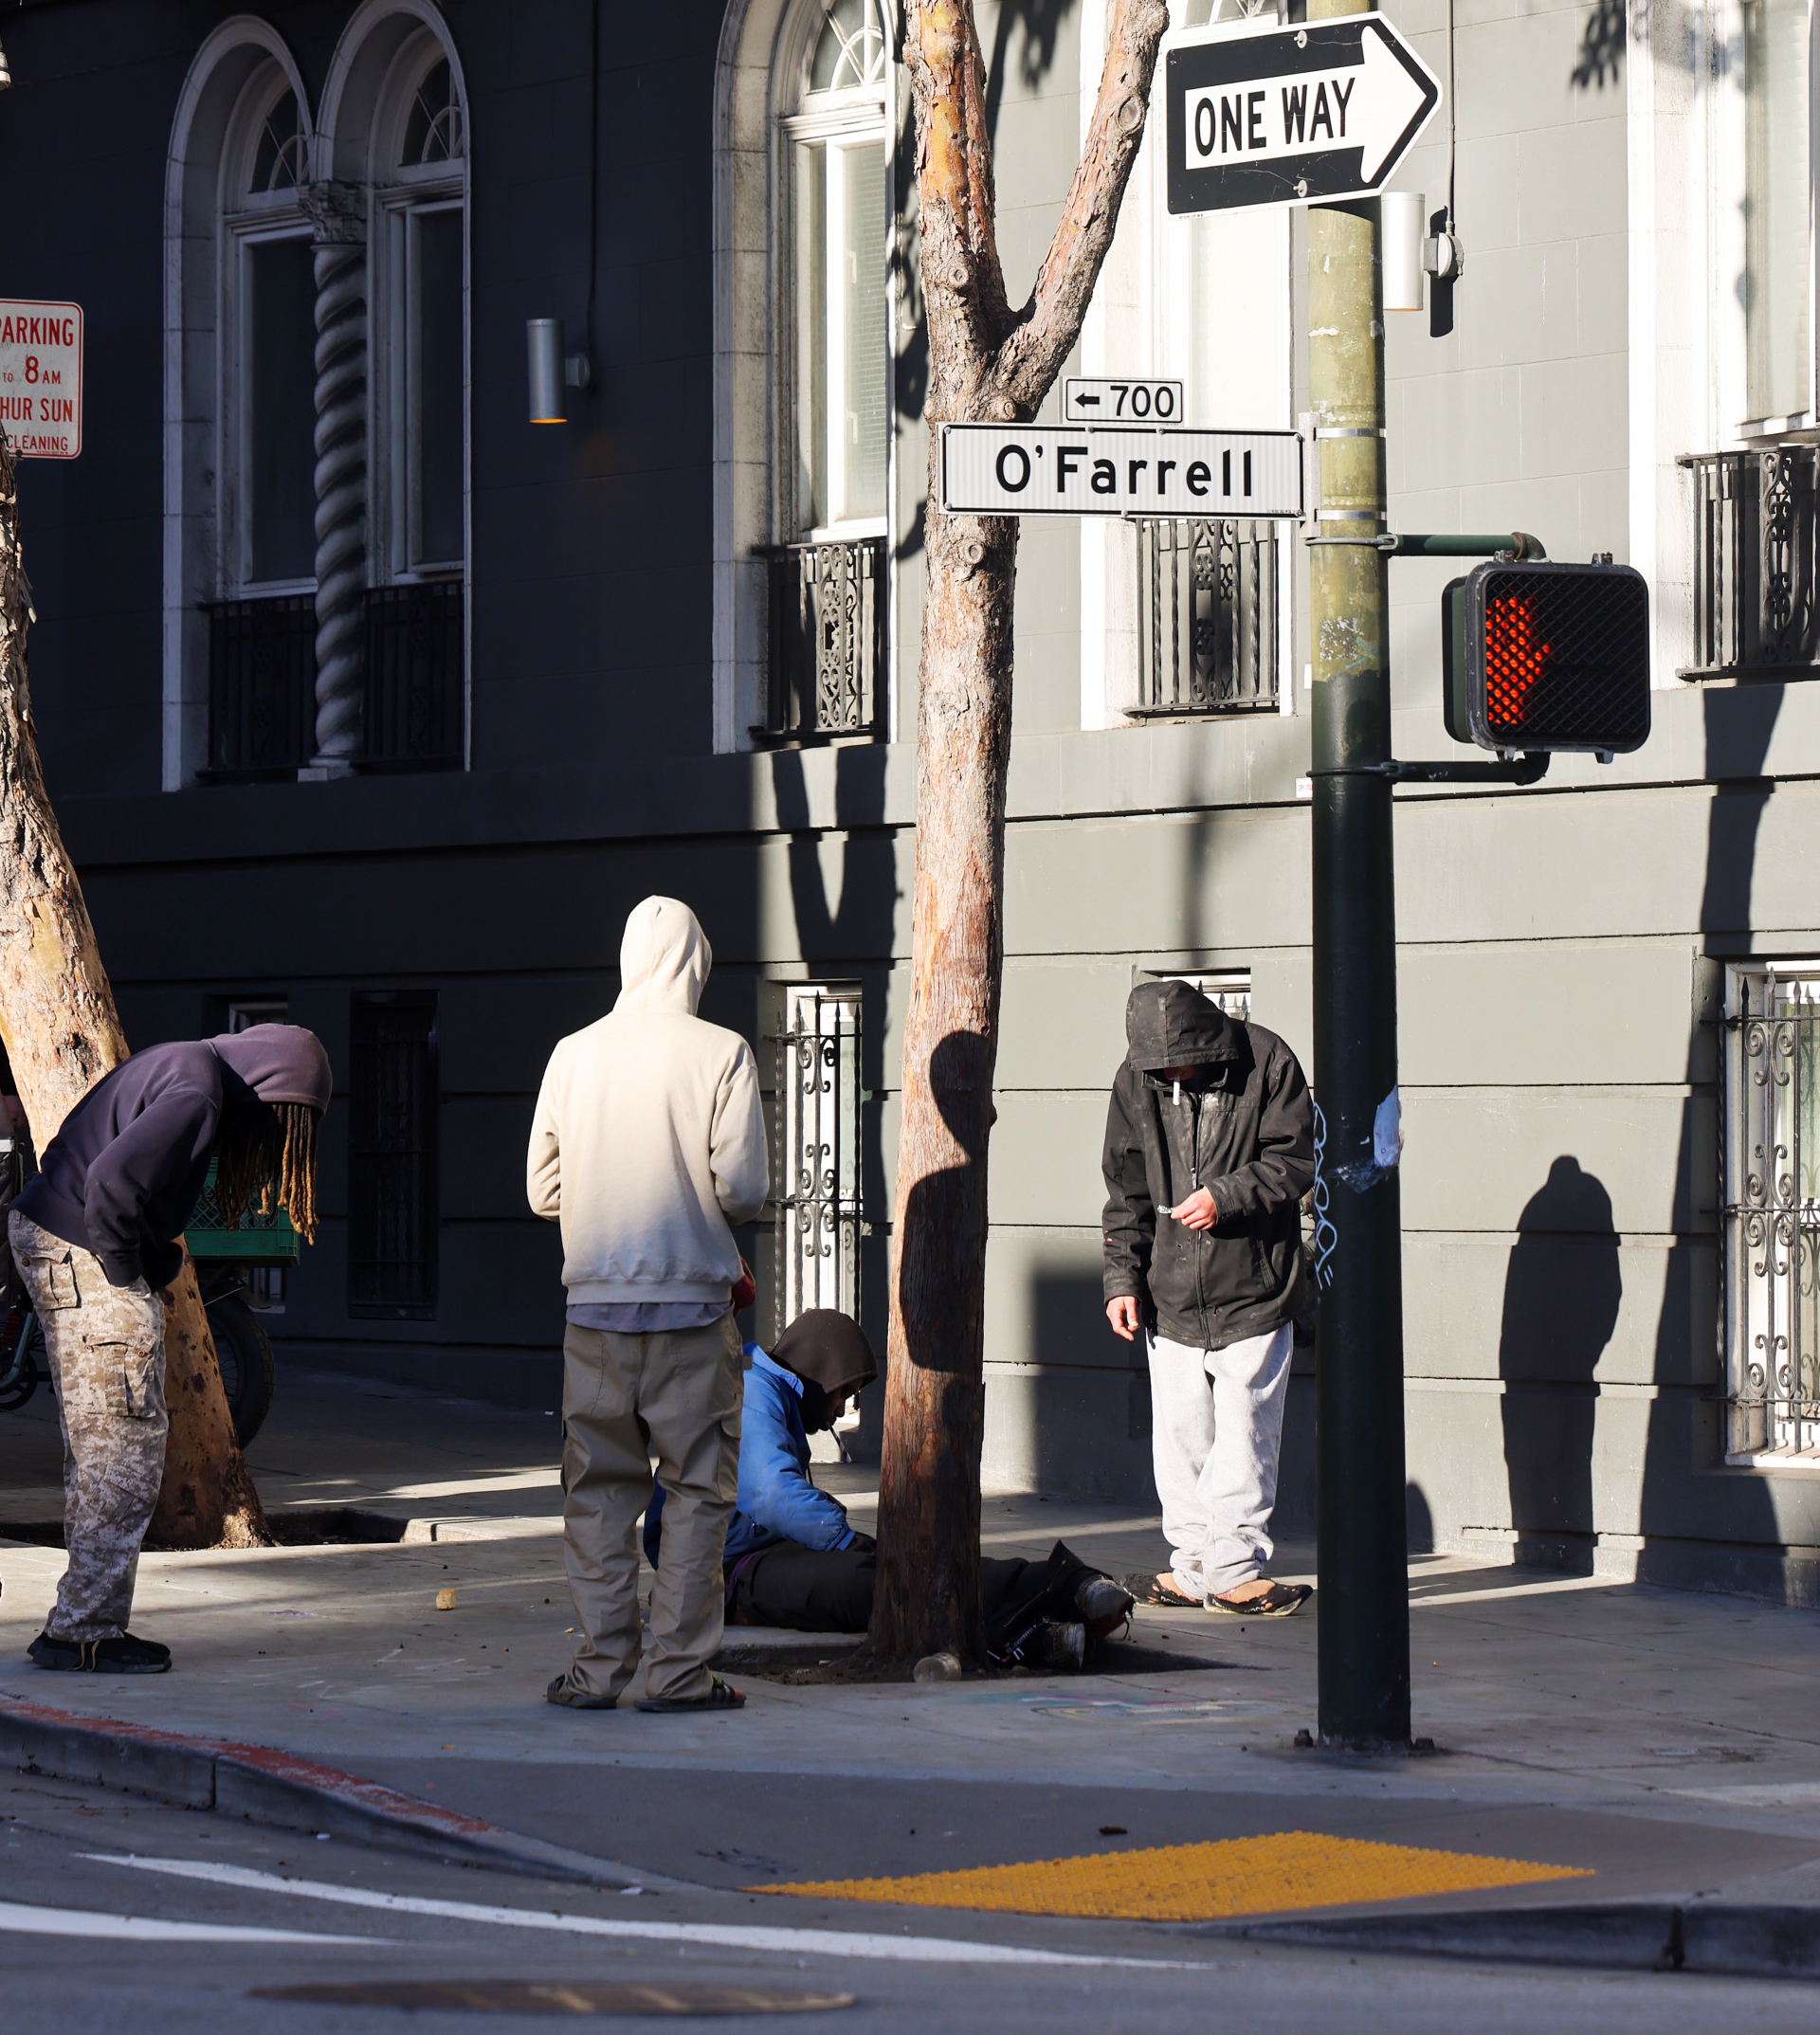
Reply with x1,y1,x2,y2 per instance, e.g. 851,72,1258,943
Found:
1,1366,1817,1965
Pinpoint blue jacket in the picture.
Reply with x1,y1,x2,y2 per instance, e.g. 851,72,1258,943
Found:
644,1345,856,1569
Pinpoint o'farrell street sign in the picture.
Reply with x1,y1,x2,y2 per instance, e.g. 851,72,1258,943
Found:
1165,15,1441,214
940,424,1301,518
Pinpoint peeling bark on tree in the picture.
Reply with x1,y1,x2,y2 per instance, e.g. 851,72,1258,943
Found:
870,0,1171,1664
0,434,271,1550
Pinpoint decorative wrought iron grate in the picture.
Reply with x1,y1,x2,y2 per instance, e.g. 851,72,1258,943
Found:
1130,518,1280,715
769,987,862,1341
1721,973,1820,1458
764,537,885,740
205,595,317,778
363,580,464,769
1680,448,1820,679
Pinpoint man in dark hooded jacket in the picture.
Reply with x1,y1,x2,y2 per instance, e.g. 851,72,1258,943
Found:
9,1025,331,1672
1102,981,1315,1616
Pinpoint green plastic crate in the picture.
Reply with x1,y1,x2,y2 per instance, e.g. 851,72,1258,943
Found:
184,1158,300,1265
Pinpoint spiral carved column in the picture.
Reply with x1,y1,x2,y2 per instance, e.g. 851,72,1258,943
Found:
303,182,368,771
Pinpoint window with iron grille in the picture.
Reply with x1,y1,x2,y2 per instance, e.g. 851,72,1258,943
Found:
770,985,863,1341
1152,969,1252,1023
1127,519,1282,715
348,993,439,1318
1721,967,1820,1461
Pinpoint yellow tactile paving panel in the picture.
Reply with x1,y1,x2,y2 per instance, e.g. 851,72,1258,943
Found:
757,1831,1592,1923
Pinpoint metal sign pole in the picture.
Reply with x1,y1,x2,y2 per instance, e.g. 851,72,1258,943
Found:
1306,0,1411,1751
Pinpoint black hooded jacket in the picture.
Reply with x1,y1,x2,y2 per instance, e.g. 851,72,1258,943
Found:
13,1027,332,1290
1101,981,1314,1350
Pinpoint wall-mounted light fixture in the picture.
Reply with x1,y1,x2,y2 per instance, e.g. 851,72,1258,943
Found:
526,318,592,424
0,37,13,90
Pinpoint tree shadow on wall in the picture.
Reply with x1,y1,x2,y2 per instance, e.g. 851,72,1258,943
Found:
1499,1156,1621,1572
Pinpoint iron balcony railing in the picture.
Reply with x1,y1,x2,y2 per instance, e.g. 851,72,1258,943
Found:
363,579,464,770
204,595,317,779
1680,447,1820,679
1129,517,1282,715
764,536,886,740
207,581,463,777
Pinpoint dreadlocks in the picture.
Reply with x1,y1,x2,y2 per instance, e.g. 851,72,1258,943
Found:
212,1100,318,1245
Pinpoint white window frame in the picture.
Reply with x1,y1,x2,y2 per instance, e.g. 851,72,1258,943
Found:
778,44,891,543
217,64,314,602
368,37,468,590
1721,961,1820,1466
1078,0,1295,728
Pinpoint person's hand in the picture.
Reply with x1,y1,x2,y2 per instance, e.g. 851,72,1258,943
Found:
1165,1187,1219,1230
1106,1296,1141,1341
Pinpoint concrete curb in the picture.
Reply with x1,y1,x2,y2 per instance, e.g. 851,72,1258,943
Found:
0,1697,693,1894
1217,1901,1820,1982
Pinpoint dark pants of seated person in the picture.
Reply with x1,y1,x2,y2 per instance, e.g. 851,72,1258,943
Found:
732,1538,1099,1655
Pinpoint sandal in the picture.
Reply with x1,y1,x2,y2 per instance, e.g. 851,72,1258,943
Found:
633,1674,747,1713
1206,1581,1312,1618
1120,1571,1203,1610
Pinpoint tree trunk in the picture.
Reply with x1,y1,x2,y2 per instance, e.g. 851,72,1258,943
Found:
0,434,271,1548
869,0,1170,1663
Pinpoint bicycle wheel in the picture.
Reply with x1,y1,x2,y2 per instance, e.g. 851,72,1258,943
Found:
206,1291,277,1449
0,1306,39,1411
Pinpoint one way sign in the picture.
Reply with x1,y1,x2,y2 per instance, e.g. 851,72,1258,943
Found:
1164,14,1441,215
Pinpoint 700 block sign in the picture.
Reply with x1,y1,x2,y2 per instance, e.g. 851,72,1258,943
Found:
0,300,83,459
941,424,1301,518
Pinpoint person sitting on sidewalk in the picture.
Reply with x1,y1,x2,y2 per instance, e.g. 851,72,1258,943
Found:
1101,979,1316,1618
9,1025,331,1674
530,897,768,1715
644,1310,1136,1668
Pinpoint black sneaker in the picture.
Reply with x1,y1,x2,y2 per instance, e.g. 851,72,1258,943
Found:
27,1630,172,1674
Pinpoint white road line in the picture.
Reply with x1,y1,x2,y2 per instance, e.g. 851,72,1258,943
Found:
83,1855,1211,1971
0,1898,377,1945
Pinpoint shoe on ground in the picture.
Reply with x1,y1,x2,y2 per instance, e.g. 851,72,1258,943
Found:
634,1674,745,1714
1031,1620,1087,1672
1120,1570,1202,1609
1075,1576,1136,1637
545,1672,618,1710
27,1629,171,1674
1205,1580,1312,1618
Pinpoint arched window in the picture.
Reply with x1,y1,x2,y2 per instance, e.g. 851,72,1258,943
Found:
784,0,889,538
224,71,317,593
373,40,467,580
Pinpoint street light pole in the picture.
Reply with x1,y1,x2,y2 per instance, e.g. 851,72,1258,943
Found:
1306,0,1412,1750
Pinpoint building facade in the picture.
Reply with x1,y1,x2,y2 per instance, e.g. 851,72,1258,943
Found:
1,0,1816,1603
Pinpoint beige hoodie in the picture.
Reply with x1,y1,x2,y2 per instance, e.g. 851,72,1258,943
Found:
527,899,768,1305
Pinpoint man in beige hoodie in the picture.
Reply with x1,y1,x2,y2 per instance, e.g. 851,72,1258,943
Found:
529,898,768,1711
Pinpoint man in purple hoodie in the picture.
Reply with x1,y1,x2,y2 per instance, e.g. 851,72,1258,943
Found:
8,1026,331,1673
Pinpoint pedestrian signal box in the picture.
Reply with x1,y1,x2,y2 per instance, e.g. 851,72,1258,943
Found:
1442,559,1650,756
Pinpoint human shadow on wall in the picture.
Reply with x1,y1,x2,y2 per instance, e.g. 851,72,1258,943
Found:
1499,1156,1621,1572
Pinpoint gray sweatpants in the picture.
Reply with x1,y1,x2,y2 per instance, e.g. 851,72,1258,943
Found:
555,1314,743,1706
1147,1323,1293,1600
9,1211,168,1642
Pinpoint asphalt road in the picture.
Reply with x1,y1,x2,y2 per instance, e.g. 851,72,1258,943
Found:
3,1770,1815,2033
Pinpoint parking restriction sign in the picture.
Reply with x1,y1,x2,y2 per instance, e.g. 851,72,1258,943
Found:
0,300,83,459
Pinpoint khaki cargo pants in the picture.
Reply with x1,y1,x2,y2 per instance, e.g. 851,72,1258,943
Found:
9,1211,168,1642
555,1314,742,1706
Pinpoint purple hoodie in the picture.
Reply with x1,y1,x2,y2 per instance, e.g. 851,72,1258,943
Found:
13,1026,333,1289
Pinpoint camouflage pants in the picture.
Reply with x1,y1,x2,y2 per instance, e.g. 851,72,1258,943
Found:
9,1211,167,1641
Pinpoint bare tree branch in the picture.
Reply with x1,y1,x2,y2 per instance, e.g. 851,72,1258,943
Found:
994,0,1172,411
903,0,1016,413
